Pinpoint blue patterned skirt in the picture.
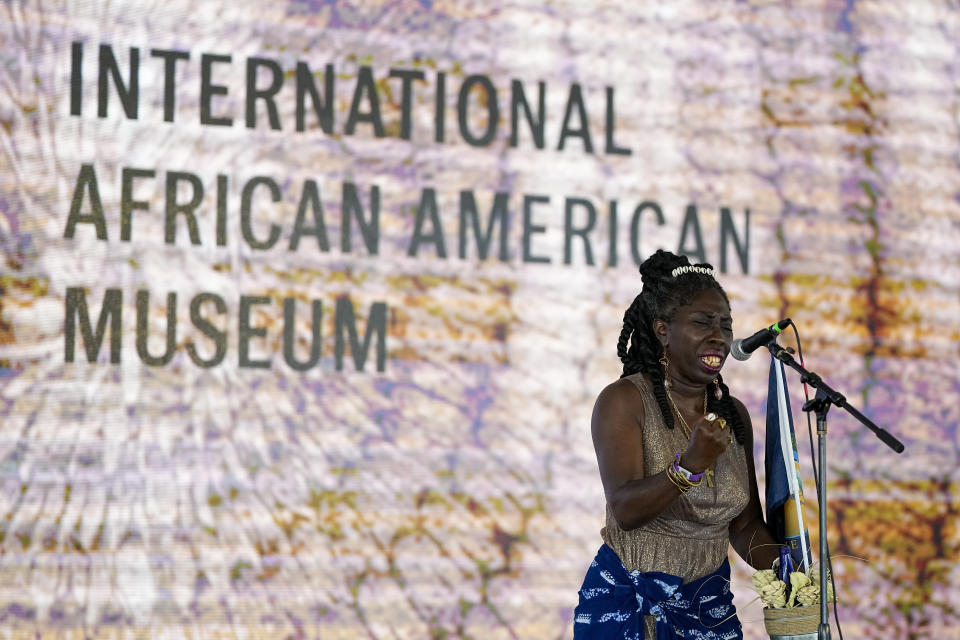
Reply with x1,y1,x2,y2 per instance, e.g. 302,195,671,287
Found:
573,544,743,640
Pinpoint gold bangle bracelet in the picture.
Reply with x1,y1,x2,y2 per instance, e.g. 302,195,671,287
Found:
665,466,694,493
665,473,689,493
666,463,702,489
664,466,683,490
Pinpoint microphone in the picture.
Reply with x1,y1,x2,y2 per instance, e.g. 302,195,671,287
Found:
730,319,791,361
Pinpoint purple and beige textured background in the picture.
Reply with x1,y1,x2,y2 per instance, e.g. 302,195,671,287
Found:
1,1,959,638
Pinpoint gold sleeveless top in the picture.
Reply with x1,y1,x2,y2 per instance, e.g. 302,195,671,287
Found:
601,373,750,583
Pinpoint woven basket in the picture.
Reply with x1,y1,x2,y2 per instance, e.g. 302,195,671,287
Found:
762,604,831,637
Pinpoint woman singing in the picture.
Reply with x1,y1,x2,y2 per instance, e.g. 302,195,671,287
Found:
574,250,780,639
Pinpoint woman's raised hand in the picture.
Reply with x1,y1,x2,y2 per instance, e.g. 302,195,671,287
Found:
679,412,730,473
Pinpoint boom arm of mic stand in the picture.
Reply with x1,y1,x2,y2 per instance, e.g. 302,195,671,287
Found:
764,342,905,453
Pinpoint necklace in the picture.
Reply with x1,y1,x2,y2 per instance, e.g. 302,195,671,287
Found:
666,386,716,488
666,387,708,439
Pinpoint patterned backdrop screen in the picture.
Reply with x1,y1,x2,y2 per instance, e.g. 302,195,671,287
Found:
1,1,958,638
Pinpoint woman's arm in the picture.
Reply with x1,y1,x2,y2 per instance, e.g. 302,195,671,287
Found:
592,378,728,531
727,396,782,570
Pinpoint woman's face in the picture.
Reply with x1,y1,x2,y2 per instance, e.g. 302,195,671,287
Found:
655,288,733,386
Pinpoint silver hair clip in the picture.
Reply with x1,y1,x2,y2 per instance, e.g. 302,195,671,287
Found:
671,265,716,278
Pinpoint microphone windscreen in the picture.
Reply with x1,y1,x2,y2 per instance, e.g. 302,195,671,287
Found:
730,339,751,361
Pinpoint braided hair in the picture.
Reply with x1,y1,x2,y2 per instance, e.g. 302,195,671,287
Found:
617,249,747,446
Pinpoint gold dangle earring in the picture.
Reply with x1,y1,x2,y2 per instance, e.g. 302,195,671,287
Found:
713,377,723,400
660,353,671,389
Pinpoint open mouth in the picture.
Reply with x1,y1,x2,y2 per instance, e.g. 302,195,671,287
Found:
700,355,723,368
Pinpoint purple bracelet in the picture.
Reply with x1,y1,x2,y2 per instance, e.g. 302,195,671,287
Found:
673,452,705,482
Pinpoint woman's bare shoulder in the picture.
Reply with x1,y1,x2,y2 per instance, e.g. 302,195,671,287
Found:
592,376,647,433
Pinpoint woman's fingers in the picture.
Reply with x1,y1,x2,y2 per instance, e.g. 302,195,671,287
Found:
700,413,728,437
705,412,727,428
705,414,733,445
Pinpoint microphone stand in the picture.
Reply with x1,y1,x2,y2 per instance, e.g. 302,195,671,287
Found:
763,341,905,640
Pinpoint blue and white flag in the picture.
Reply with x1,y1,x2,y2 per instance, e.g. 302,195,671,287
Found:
765,357,812,571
